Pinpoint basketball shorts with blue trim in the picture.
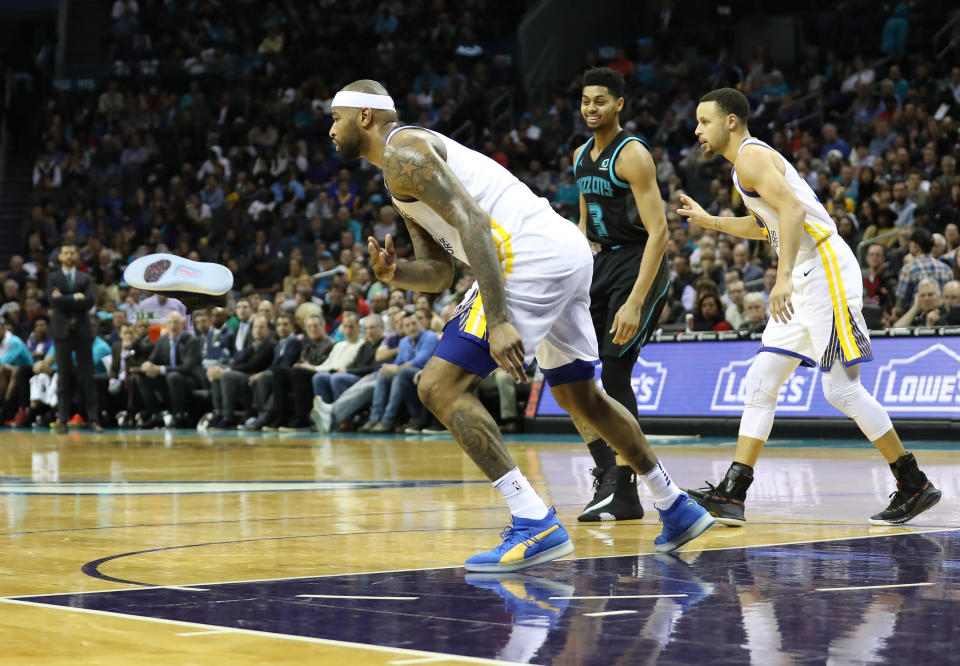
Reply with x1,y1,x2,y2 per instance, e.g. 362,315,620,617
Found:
434,234,600,387
759,235,873,371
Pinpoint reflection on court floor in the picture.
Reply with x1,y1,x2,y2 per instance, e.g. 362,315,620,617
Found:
14,531,959,665
0,431,957,664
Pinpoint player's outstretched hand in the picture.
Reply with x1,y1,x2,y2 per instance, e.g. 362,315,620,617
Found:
611,300,642,345
368,234,398,282
676,193,712,228
489,321,526,383
768,276,795,324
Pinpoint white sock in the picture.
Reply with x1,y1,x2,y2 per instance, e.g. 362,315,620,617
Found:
494,467,549,520
641,461,682,510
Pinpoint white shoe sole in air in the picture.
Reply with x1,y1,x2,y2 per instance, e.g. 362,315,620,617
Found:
124,253,233,295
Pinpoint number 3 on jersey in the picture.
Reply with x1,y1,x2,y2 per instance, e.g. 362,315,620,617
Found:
587,202,608,238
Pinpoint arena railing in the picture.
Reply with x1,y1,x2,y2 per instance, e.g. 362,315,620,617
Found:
856,227,904,264
933,11,960,59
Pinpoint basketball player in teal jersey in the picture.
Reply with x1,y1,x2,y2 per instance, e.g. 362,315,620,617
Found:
677,88,940,526
573,67,671,522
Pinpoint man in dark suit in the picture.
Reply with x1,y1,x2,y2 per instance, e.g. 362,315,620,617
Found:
194,308,235,377
100,320,154,425
46,243,101,433
135,310,202,428
240,311,302,430
208,313,275,429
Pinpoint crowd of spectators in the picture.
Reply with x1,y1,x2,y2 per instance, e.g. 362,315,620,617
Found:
2,1,960,430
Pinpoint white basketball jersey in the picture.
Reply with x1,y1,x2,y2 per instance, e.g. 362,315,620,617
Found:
383,126,568,277
731,137,837,261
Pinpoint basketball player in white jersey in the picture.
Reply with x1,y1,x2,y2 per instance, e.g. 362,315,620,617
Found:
328,79,714,572
677,88,940,526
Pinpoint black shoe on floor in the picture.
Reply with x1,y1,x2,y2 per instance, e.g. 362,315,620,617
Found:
870,452,942,525
870,483,941,525
686,461,753,527
578,466,644,522
686,482,747,526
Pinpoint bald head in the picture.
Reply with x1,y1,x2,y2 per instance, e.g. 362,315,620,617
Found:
167,310,185,337
341,79,390,96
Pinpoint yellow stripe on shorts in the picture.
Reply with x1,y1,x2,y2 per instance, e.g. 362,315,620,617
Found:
815,240,858,361
464,291,486,339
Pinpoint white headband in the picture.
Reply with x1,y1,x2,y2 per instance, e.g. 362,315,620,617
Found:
331,91,396,111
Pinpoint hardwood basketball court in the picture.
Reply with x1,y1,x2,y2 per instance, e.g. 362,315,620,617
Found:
1,429,957,664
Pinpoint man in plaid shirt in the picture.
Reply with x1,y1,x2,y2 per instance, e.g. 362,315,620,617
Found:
895,228,954,314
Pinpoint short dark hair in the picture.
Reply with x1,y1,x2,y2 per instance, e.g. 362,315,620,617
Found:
910,228,934,253
699,88,750,122
583,67,625,99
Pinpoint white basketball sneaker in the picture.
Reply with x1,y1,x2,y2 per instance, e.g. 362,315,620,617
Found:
123,253,234,311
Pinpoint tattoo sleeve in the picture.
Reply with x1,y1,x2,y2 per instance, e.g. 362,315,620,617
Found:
449,408,513,480
383,137,511,327
571,414,601,444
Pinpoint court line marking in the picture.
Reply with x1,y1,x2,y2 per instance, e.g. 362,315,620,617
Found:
176,629,233,636
6,526,958,600
816,582,936,592
583,610,638,617
0,598,518,666
297,595,419,600
551,594,687,600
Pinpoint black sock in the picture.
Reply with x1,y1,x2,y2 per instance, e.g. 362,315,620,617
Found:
587,438,616,469
615,464,638,490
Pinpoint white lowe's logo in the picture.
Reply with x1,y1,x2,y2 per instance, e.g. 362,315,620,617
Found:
872,344,960,413
710,357,817,412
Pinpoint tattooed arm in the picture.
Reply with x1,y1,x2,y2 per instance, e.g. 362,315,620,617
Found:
382,130,526,381
382,133,508,325
368,215,455,292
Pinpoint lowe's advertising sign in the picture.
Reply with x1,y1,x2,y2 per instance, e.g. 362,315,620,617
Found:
536,337,960,419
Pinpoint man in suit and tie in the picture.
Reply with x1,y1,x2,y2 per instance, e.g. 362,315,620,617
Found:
46,243,101,433
208,313,275,429
239,311,301,430
135,310,202,428
194,308,234,374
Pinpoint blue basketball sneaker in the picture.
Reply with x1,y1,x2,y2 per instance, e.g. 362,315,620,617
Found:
465,573,575,628
465,508,574,573
653,553,716,612
654,493,715,552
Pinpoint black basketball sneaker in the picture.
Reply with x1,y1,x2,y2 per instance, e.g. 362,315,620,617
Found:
578,466,644,522
869,453,941,525
685,461,753,527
